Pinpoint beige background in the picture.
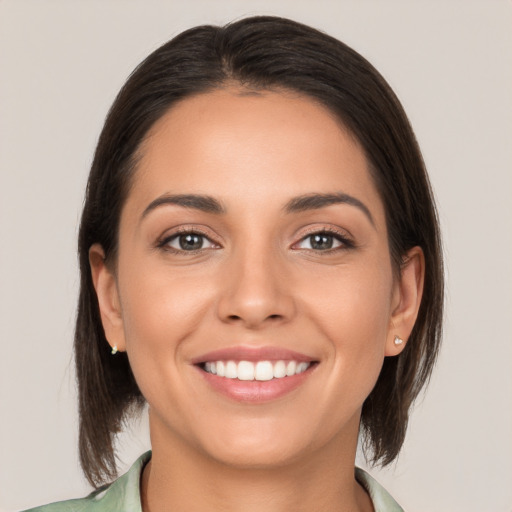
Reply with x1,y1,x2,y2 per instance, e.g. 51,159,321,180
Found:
1,1,511,511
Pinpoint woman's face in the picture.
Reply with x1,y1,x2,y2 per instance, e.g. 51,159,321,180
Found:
92,88,421,468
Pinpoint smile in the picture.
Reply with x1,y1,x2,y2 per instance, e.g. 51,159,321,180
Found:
193,347,318,402
203,360,311,381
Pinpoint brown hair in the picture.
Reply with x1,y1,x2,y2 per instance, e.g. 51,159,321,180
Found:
75,15,443,487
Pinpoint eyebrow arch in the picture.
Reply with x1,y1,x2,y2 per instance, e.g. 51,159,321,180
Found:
141,194,225,219
284,192,375,226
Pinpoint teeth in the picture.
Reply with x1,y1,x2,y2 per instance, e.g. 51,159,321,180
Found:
296,362,309,373
273,360,286,378
255,361,273,381
238,360,255,381
286,361,296,376
203,360,311,381
225,361,237,379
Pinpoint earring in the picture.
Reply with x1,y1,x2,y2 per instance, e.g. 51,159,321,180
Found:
394,335,404,346
111,345,118,355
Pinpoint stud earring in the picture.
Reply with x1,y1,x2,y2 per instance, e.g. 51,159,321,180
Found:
394,335,404,346
111,345,118,355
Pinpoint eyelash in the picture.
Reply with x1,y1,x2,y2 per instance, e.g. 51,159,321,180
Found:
157,227,355,254
157,228,218,254
292,228,355,253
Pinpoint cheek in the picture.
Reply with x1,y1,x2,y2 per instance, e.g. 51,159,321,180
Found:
118,260,213,345
114,259,215,399
302,261,393,340
301,262,394,387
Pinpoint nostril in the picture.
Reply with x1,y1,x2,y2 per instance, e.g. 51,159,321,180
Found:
227,313,283,320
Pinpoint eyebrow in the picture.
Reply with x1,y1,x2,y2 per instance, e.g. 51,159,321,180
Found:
284,192,375,226
141,194,225,219
141,191,374,226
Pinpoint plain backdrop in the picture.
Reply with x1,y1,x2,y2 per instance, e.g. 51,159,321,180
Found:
1,1,511,511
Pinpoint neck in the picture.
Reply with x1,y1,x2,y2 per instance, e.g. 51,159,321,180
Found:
141,411,373,512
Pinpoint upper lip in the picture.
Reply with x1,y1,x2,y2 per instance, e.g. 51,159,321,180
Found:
191,346,317,364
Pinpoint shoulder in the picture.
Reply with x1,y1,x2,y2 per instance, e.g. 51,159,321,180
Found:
21,452,151,512
20,489,110,512
355,467,405,512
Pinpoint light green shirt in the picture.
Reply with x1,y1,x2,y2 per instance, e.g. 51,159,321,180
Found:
24,451,404,511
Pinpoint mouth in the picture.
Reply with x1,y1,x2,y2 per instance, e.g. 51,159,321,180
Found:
200,359,313,381
192,346,319,402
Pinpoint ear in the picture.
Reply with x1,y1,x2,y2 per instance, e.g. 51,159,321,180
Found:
386,246,425,356
89,243,126,353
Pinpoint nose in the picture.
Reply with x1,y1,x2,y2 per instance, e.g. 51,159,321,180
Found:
216,244,296,329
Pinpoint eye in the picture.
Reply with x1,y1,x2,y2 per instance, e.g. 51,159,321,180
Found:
294,231,351,251
161,231,218,252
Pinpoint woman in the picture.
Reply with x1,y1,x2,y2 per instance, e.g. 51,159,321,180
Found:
26,15,443,512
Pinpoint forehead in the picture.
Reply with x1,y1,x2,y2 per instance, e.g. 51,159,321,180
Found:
141,88,359,176
127,88,385,225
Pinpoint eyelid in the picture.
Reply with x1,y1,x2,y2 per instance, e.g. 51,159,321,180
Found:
291,226,355,251
157,226,221,252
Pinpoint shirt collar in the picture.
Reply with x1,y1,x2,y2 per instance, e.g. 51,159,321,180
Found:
91,452,403,512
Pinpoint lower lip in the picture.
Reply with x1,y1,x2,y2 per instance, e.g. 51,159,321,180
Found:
197,365,316,403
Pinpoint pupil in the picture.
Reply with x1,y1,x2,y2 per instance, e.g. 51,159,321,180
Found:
179,234,203,250
311,234,333,250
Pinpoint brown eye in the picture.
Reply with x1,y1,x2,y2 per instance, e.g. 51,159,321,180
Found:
309,234,335,250
296,232,344,251
163,232,217,252
178,233,204,250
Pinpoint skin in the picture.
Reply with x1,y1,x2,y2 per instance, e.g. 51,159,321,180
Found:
90,88,424,512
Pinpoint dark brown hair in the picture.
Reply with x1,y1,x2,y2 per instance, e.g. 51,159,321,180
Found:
75,15,443,487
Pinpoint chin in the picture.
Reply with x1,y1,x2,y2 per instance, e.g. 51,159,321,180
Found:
206,441,305,470
195,419,316,469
